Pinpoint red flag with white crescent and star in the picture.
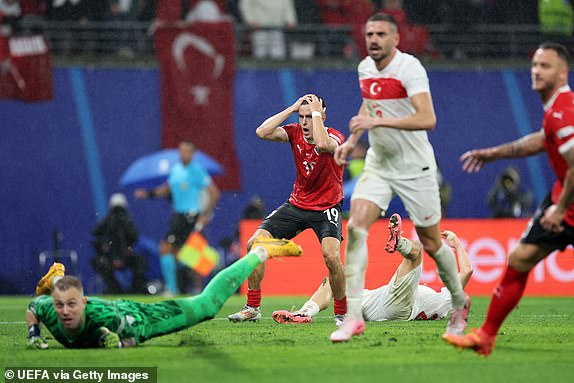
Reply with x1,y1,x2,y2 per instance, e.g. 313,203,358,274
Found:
154,21,240,190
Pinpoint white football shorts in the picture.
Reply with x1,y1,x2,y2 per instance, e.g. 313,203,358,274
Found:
350,167,441,227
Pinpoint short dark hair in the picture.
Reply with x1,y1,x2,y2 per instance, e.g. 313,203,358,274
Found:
301,95,327,113
54,276,84,294
367,13,398,30
538,42,571,67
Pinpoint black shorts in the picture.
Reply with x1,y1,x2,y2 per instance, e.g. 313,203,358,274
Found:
259,201,343,242
165,213,199,248
521,194,574,252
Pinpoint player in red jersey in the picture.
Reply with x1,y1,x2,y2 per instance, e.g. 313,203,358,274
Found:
228,94,348,323
444,42,574,356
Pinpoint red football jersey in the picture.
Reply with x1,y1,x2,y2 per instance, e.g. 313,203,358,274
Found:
282,123,345,210
542,86,574,226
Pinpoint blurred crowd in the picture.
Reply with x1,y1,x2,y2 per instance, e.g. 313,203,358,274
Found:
1,1,572,59
0,1,547,26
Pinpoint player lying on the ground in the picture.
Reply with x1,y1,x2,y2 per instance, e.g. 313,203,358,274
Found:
272,214,473,325
26,238,302,349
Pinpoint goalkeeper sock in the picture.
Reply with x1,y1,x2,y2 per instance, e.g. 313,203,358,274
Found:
178,252,263,326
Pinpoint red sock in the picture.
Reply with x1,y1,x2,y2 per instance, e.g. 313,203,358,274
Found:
334,296,347,315
247,289,261,308
482,266,529,336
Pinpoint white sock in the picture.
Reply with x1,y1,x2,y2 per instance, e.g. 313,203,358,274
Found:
252,246,268,263
345,226,369,320
432,243,465,308
397,238,413,256
298,300,320,317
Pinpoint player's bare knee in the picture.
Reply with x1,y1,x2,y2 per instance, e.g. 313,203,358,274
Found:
322,252,343,271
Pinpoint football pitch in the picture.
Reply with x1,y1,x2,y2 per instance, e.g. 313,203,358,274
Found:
1,295,573,383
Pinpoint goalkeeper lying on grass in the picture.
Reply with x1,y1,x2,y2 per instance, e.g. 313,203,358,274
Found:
26,238,302,349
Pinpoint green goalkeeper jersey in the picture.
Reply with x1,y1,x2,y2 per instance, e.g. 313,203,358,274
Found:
29,295,187,348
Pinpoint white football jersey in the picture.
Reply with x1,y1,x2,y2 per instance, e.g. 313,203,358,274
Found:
358,49,437,179
408,285,452,321
360,285,452,321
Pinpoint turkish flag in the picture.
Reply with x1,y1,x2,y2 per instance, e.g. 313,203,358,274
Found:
155,21,240,190
0,35,53,102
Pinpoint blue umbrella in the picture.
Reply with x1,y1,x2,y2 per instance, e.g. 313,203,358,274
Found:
119,149,224,189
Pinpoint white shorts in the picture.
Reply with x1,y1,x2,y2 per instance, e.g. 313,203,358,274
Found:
351,167,441,227
361,265,421,321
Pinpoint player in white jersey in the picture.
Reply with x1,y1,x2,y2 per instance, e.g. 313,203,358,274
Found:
331,13,469,342
272,215,473,325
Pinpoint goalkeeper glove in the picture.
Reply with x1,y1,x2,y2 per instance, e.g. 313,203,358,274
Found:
27,325,48,349
99,331,121,349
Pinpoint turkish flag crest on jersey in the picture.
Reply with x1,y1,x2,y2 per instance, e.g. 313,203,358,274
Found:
360,77,407,100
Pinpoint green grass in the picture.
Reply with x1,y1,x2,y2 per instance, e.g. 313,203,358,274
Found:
1,296,574,383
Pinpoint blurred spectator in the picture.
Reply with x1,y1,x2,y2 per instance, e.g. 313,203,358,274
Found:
242,195,267,219
0,0,21,30
91,193,148,294
239,0,297,60
106,0,143,57
185,0,228,23
487,167,533,218
401,0,442,25
290,0,320,59
19,0,45,16
137,0,154,21
0,0,21,76
316,0,373,58
539,0,573,38
381,0,438,58
218,195,268,271
150,0,228,35
42,0,106,53
483,0,538,24
294,0,320,24
107,0,141,21
43,0,105,22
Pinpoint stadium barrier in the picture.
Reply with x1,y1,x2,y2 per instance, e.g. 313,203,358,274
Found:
239,219,574,296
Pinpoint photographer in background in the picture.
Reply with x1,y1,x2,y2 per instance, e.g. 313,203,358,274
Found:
91,193,147,294
487,167,533,218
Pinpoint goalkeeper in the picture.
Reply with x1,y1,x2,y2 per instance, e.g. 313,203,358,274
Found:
26,238,302,349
